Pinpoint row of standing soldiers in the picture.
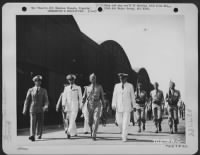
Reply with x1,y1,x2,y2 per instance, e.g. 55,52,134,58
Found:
22,73,183,142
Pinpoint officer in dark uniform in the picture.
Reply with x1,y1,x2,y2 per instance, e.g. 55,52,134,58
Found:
165,81,181,134
22,75,49,141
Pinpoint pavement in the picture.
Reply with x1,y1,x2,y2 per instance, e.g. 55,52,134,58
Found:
17,116,185,146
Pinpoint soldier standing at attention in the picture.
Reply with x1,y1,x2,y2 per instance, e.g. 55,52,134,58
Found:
22,75,49,141
81,73,105,141
135,82,148,133
112,73,135,142
62,74,82,139
165,81,181,134
150,82,165,133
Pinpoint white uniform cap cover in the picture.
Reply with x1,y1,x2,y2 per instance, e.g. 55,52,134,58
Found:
66,74,76,80
32,75,43,81
118,73,128,77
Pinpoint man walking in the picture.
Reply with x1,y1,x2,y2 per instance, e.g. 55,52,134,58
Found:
112,73,135,142
81,73,105,140
135,82,148,133
165,81,181,134
62,74,82,138
150,82,164,133
22,75,49,141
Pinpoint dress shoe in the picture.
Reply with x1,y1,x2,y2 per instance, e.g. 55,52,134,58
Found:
28,136,35,141
155,128,158,133
37,135,42,139
92,137,96,141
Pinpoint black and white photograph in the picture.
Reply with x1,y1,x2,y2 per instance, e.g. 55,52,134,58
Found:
2,3,198,154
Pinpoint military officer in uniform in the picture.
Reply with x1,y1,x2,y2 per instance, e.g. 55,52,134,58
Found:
135,82,148,133
62,74,82,138
22,75,49,141
165,81,181,134
81,73,105,141
150,82,165,133
112,73,135,142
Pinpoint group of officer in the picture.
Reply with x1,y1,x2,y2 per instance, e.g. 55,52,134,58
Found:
22,73,182,142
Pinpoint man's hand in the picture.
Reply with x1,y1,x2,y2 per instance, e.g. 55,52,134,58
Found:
22,110,26,115
43,105,48,112
112,105,116,110
56,106,59,112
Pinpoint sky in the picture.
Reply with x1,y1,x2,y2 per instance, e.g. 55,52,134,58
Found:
74,15,185,100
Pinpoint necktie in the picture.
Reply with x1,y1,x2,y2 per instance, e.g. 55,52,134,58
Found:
122,83,124,89
71,85,73,89
36,87,39,94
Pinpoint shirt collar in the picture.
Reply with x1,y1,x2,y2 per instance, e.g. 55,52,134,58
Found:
34,86,40,89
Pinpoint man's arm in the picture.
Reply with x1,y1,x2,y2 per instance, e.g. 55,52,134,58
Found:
56,93,62,112
43,89,49,111
112,85,117,110
78,86,83,109
130,84,136,109
22,89,31,115
100,85,105,107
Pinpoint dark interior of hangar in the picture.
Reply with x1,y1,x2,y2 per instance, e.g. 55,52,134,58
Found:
17,15,153,129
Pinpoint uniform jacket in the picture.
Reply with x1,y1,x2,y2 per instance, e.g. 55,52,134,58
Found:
150,89,164,105
166,89,181,106
112,82,135,112
62,84,82,112
23,86,49,113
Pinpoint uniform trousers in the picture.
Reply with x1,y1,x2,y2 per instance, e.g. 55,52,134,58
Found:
66,111,78,136
62,110,68,131
168,105,179,127
152,104,162,126
82,103,90,133
30,112,44,137
87,101,101,138
135,105,146,126
116,111,130,140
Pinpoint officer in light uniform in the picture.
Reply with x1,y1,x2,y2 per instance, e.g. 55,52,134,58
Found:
150,82,164,133
62,74,82,138
22,75,49,141
112,73,135,142
165,81,181,134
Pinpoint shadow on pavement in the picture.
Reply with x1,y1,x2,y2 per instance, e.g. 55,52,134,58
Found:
127,133,168,136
